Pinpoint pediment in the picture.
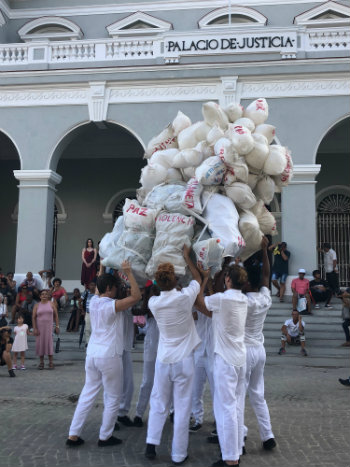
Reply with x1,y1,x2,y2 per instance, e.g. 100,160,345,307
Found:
18,16,83,42
107,12,172,38
294,1,350,27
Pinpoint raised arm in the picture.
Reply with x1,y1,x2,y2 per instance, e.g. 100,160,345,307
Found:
261,236,270,288
195,265,212,318
183,244,202,285
115,261,142,313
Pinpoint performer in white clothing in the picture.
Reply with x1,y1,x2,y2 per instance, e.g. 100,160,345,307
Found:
242,237,276,452
134,282,160,427
66,263,141,448
196,264,248,467
145,246,202,465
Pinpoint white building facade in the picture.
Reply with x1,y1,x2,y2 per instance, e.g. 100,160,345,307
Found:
0,0,349,290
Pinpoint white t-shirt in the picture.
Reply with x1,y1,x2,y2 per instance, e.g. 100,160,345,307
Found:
87,295,124,358
284,318,305,337
324,248,337,273
149,280,201,364
0,303,7,317
194,308,214,365
245,286,272,347
205,288,248,368
123,308,134,352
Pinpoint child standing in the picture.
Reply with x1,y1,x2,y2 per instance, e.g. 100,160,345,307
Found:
12,313,30,370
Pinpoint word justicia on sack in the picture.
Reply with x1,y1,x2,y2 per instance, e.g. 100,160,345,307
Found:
166,35,295,53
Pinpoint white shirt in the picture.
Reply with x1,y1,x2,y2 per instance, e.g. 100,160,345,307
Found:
123,308,134,352
87,295,124,358
324,248,337,273
194,308,214,364
284,318,305,337
205,288,248,367
143,316,159,362
149,280,201,364
0,304,7,317
245,287,272,347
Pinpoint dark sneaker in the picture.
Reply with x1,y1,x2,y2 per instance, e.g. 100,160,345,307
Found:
189,422,202,432
8,369,16,377
325,304,333,309
211,460,229,467
172,455,189,465
117,415,134,427
66,437,84,447
114,422,120,431
98,436,122,447
169,411,174,423
263,438,277,450
145,443,156,459
207,436,219,444
133,416,143,427
278,347,286,355
301,348,308,357
339,378,350,387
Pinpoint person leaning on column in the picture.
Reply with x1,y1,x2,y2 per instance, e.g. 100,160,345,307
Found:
318,243,340,296
66,261,141,448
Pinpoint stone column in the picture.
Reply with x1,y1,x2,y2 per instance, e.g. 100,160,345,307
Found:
281,164,321,293
13,170,62,274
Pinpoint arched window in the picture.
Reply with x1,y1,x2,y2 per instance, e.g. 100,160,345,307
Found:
102,189,137,224
18,17,83,42
199,7,267,29
113,194,136,223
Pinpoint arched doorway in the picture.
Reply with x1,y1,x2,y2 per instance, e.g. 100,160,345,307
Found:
0,131,21,273
316,117,350,286
53,121,145,281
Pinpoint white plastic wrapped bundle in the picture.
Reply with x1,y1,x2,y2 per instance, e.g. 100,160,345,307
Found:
239,211,264,261
195,156,226,185
178,121,211,150
253,175,275,205
234,117,255,132
146,211,195,277
254,124,276,144
172,111,192,136
145,124,178,158
244,133,270,170
251,200,277,236
172,148,203,169
263,145,287,176
224,103,244,123
140,163,168,192
225,182,256,209
182,166,196,181
202,101,229,129
226,124,255,155
99,216,124,260
165,168,183,183
195,140,215,159
144,183,186,210
193,238,224,278
273,148,293,188
214,137,237,166
247,173,259,190
223,157,249,185
244,98,269,125
206,125,225,146
202,192,245,257
123,199,158,232
150,148,179,168
181,177,203,213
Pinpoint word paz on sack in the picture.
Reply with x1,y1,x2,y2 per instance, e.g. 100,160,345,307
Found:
126,204,148,217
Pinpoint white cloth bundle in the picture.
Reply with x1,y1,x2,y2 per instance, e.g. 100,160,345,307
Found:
172,111,192,136
195,156,226,185
193,238,224,278
254,124,276,144
253,176,275,205
202,101,229,129
238,211,264,261
251,200,277,236
263,145,287,176
224,103,244,123
145,124,178,158
146,211,195,277
244,98,269,126
150,148,179,168
223,157,249,185
244,133,270,170
214,137,237,165
172,148,203,169
178,121,211,150
99,216,124,260
234,117,255,132
139,163,168,192
225,182,256,210
206,125,225,146
202,192,244,257
226,124,255,155
273,148,293,188
144,182,186,210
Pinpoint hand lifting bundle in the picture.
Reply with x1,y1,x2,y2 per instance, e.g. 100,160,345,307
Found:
100,99,293,284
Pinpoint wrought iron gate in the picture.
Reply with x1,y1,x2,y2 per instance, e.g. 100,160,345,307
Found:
51,204,58,274
317,193,350,287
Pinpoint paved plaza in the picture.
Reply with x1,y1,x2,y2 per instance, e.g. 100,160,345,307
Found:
0,318,349,467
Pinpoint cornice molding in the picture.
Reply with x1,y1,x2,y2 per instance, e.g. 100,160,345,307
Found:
13,170,62,189
289,164,321,184
0,0,330,19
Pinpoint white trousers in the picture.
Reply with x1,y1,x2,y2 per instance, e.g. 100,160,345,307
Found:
243,345,274,442
118,350,134,417
135,359,156,418
213,354,245,462
191,357,215,424
146,353,194,463
84,313,91,344
69,355,123,441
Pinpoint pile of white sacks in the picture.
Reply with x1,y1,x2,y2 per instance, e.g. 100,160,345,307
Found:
99,99,293,286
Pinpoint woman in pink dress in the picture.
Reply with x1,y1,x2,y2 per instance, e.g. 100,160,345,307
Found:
81,238,97,287
32,290,60,370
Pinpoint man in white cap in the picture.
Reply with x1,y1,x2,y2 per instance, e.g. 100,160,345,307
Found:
291,269,311,314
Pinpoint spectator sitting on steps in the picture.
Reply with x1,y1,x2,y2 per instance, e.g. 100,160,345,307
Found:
279,310,307,356
269,242,290,303
309,270,333,310
51,278,69,310
291,269,311,315
337,287,350,347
